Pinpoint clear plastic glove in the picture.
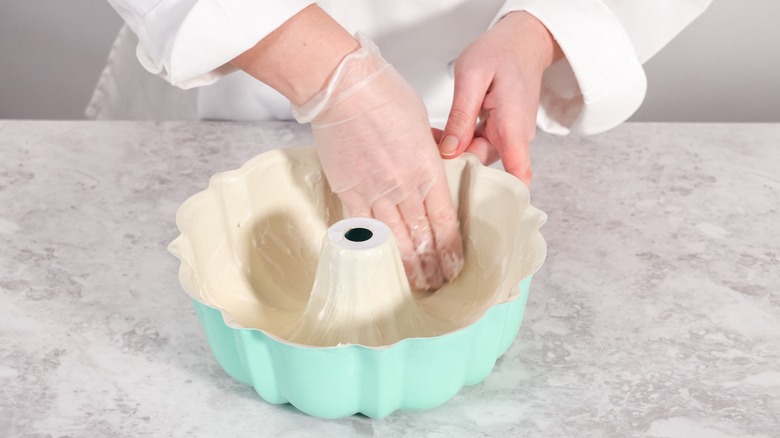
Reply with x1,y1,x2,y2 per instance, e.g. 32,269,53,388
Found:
436,11,560,187
292,33,464,291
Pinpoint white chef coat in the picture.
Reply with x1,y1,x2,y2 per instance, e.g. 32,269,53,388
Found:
94,0,711,134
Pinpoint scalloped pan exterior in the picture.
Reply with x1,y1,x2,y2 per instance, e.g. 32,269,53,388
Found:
193,276,532,419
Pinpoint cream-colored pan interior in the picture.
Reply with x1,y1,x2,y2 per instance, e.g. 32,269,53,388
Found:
170,147,546,347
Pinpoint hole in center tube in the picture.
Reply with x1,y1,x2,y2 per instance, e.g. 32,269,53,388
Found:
344,227,373,242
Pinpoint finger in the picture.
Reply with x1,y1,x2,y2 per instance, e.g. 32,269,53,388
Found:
492,112,533,186
371,198,430,291
463,136,499,165
396,191,445,291
439,63,491,158
463,120,500,165
337,191,372,219
430,127,444,144
424,172,464,283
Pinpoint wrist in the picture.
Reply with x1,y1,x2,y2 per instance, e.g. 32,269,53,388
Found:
292,32,391,123
499,11,563,70
230,5,360,106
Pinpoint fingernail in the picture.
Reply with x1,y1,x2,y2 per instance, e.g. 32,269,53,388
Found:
439,135,459,157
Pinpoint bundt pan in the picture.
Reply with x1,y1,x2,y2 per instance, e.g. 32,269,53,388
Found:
169,147,547,419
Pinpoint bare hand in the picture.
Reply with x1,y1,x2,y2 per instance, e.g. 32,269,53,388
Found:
438,11,561,186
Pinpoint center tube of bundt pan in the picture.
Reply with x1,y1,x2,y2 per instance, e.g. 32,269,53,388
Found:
285,217,432,347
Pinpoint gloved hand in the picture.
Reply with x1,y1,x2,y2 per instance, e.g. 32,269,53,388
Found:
436,11,561,186
293,33,464,291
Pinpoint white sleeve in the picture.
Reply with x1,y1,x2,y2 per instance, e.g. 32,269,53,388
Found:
106,0,315,89
490,0,712,136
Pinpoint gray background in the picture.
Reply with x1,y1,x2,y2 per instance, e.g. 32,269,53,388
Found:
1,0,778,121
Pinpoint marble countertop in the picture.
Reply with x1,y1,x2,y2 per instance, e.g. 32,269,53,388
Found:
1,121,778,437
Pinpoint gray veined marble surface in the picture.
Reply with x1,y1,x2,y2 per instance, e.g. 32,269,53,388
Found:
1,121,778,437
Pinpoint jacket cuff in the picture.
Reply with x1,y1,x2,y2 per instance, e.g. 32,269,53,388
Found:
137,0,315,89
490,0,647,135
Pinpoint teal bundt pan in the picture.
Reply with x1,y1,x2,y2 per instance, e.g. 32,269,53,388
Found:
192,277,531,419
170,147,547,419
